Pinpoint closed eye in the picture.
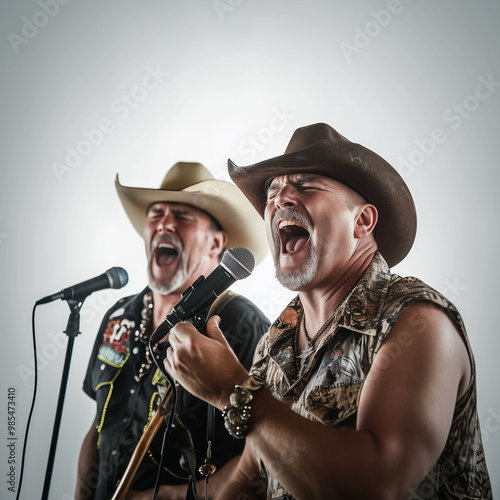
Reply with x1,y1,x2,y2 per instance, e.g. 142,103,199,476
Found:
147,210,164,220
172,212,197,224
267,192,278,203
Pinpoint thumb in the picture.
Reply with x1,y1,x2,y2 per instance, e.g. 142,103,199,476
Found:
205,315,227,344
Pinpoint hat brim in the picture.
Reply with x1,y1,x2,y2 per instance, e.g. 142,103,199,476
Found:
228,139,417,267
115,175,269,265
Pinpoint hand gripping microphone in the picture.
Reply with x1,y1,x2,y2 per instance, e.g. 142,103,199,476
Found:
150,247,255,343
36,267,129,305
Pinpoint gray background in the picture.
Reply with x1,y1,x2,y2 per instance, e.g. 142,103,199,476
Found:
1,0,499,498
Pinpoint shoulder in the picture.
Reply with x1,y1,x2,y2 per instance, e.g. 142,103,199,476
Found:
376,300,471,398
378,274,467,345
385,274,461,320
388,300,463,343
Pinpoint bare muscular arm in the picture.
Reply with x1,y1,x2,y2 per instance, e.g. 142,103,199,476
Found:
218,443,267,500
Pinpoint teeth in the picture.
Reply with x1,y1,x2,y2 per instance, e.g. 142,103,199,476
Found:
156,242,177,251
278,220,299,231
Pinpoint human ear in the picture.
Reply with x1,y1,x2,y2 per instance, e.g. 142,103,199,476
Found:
210,230,229,257
354,204,378,239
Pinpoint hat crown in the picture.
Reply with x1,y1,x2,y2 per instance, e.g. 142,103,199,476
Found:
284,122,350,154
159,162,214,191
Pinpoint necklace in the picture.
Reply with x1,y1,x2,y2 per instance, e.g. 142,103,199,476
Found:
133,291,159,382
301,310,336,347
294,288,355,372
296,311,336,366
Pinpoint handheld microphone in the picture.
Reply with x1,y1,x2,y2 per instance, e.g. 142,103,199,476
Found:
36,267,129,305
150,247,255,343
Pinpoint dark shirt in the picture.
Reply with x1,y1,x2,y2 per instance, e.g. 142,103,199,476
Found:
83,287,269,500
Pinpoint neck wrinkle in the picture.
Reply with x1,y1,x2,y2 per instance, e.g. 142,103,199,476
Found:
299,247,376,333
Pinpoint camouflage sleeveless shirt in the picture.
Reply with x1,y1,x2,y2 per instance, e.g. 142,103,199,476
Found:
251,253,491,499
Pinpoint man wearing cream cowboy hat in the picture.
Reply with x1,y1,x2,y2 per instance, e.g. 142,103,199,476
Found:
163,124,491,499
75,162,270,500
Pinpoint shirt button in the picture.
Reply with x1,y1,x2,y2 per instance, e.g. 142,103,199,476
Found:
133,347,139,354
100,364,105,371
130,389,135,394
111,450,117,456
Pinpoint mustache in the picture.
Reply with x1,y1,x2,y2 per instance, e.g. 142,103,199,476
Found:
271,208,313,236
151,234,182,253
271,208,312,261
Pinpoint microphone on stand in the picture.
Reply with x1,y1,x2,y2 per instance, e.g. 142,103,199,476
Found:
36,267,129,305
150,247,255,343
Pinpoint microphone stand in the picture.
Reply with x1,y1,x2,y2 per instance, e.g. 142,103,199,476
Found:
41,298,84,500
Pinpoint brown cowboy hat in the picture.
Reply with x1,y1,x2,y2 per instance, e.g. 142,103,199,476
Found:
228,123,417,267
115,162,268,264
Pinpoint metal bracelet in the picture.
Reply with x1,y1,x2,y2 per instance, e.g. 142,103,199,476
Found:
222,374,265,439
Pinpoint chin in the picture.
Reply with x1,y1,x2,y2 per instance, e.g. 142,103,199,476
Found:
276,264,317,291
147,267,185,296
274,245,318,291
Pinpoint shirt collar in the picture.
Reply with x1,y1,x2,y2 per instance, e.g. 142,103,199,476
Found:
266,252,392,357
336,252,392,337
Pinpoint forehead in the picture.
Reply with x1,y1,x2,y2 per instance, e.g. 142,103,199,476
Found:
147,201,206,217
266,173,341,191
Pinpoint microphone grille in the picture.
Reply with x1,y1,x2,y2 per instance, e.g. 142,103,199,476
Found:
106,267,129,289
221,247,255,280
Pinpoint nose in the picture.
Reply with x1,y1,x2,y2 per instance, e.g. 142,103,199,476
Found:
272,184,297,209
156,211,177,234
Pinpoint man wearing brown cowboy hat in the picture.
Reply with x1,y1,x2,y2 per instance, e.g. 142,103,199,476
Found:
163,124,491,499
75,162,270,500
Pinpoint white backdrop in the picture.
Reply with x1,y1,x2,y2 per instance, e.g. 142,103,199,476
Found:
1,1,499,498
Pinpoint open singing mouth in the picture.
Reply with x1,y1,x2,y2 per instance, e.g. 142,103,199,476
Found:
153,241,179,267
278,219,311,254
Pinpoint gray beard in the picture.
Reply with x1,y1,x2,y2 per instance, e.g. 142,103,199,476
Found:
147,254,187,296
271,208,318,291
275,248,318,290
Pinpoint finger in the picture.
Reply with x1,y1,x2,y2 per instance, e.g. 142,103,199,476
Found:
168,328,181,348
170,321,200,343
205,315,227,344
163,346,173,371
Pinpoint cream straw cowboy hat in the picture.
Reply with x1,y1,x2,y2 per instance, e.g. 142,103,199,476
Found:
116,162,268,264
